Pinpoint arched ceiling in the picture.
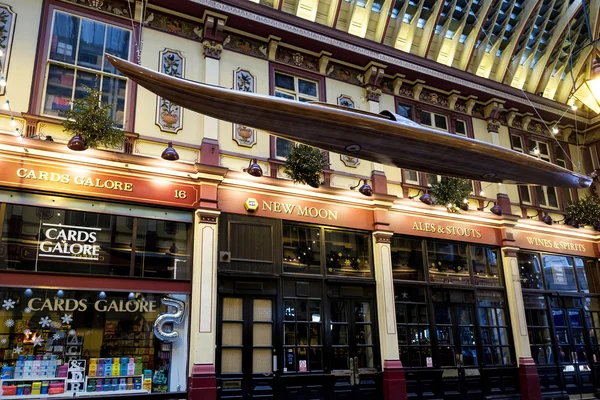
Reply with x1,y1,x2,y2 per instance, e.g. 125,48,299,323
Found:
252,0,600,107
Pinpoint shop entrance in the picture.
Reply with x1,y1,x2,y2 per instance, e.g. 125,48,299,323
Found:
217,292,276,400
432,289,482,399
329,296,379,399
550,296,594,396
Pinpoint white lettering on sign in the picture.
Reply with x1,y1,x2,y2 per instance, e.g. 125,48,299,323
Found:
38,223,102,261
27,298,157,313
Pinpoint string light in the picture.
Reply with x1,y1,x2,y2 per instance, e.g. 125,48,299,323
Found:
463,198,468,204
533,147,540,155
479,189,485,196
3,100,8,110
10,117,15,126
0,50,4,57
552,127,559,134
571,104,578,111
1,77,7,87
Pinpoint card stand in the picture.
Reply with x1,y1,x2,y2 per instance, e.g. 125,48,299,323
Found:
0,377,69,399
79,374,148,396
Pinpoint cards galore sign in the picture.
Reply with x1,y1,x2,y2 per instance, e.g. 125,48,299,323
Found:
39,223,101,260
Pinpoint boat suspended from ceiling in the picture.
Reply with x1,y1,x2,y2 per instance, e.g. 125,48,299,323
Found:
106,54,592,190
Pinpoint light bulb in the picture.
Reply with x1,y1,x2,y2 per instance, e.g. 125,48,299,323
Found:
571,104,578,111
479,190,485,196
10,117,15,126
0,49,5,57
3,100,9,110
1,77,7,87
552,127,559,134
463,198,468,203
16,134,22,142
447,203,453,208
533,148,540,155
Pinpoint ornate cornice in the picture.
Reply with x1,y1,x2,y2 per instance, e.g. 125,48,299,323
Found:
203,40,223,59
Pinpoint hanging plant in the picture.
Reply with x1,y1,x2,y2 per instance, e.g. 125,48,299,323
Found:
565,195,600,229
284,144,327,188
429,177,473,212
62,85,124,150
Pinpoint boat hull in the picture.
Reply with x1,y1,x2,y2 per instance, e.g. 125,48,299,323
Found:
106,55,591,189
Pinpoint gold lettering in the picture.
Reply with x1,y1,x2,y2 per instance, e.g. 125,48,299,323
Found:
16,168,27,178
123,183,133,192
328,210,338,220
282,203,295,214
263,201,272,212
273,202,282,213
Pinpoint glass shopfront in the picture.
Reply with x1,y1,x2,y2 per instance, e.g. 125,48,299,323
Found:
518,251,599,397
0,288,189,396
216,214,380,400
391,236,518,400
0,198,193,397
0,203,192,280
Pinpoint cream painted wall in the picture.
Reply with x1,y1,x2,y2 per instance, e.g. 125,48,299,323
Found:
134,29,203,144
218,50,270,158
3,0,42,114
471,117,490,143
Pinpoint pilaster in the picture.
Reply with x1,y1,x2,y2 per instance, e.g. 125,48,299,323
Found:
188,209,220,400
501,246,542,400
373,230,406,400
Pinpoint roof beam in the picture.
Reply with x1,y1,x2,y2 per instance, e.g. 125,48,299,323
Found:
348,0,375,38
295,0,320,21
416,0,445,57
458,0,494,70
495,0,543,83
327,0,342,27
470,4,503,77
525,0,581,93
375,0,394,42
392,0,423,52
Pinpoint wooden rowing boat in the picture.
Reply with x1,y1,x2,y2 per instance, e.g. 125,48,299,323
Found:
106,54,591,189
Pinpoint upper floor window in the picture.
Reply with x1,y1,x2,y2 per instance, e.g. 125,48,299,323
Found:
511,133,559,209
273,71,320,159
419,110,448,131
42,10,131,128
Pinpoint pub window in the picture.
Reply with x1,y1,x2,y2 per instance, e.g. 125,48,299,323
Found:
273,71,320,159
427,240,469,284
283,291,323,372
397,104,414,120
584,298,600,365
478,293,512,366
0,204,191,280
282,223,321,275
510,134,532,204
324,229,372,278
395,286,431,367
471,246,501,286
575,258,590,293
523,295,553,365
43,10,130,128
396,103,419,184
517,252,544,290
390,236,424,281
542,254,577,291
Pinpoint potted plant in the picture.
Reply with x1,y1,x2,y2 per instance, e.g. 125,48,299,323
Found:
565,195,600,229
63,85,124,151
284,144,327,188
429,176,473,212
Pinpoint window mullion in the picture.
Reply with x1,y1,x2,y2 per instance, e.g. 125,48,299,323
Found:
101,25,108,73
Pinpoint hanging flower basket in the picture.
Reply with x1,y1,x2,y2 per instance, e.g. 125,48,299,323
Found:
284,144,327,188
565,195,600,229
62,85,124,150
429,177,473,213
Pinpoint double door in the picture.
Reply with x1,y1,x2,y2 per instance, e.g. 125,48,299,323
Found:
551,301,594,395
433,291,481,399
329,298,379,399
218,295,276,400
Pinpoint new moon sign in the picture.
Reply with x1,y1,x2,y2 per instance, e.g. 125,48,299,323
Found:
218,187,374,230
0,157,198,208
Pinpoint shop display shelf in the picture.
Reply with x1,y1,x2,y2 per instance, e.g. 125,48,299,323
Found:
84,374,142,379
76,389,149,397
0,394,72,399
1,377,67,382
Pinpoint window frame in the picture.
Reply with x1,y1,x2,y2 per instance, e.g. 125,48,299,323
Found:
269,64,326,161
31,1,138,132
395,99,478,192
510,130,566,210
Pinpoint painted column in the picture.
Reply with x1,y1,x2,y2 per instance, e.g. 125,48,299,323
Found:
486,118,505,193
373,231,406,400
200,14,225,166
188,209,220,400
501,247,542,400
365,69,387,194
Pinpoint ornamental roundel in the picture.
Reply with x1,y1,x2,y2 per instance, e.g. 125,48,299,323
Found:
156,49,185,133
232,68,257,148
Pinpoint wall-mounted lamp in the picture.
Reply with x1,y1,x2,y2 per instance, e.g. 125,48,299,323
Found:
350,179,372,197
408,189,433,205
161,142,179,161
244,158,263,177
541,213,553,225
67,134,87,151
478,201,502,216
